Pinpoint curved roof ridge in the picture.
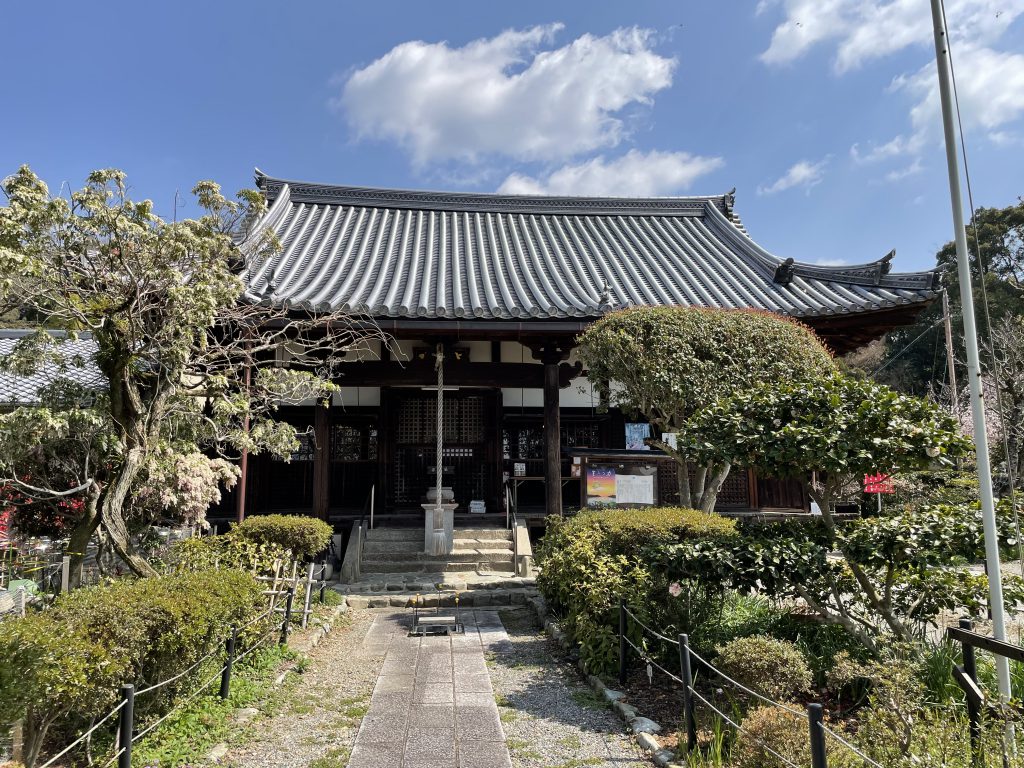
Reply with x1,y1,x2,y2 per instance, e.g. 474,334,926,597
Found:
254,170,731,217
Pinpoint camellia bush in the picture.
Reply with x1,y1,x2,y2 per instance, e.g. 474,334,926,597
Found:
536,506,736,674
577,306,835,512
671,373,1024,651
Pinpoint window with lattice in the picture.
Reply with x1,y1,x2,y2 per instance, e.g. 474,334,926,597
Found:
331,424,377,462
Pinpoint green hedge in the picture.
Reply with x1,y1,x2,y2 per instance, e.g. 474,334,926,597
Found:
231,514,333,561
536,506,737,675
0,570,265,767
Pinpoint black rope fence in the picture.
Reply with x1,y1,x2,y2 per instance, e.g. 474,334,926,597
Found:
618,601,886,768
35,586,295,768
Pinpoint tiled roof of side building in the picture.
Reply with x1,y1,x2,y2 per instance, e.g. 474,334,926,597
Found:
0,330,102,406
239,172,938,321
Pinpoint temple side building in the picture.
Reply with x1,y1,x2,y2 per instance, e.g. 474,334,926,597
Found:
215,171,938,527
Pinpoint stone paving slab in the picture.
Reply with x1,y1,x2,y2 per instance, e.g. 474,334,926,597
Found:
347,610,512,768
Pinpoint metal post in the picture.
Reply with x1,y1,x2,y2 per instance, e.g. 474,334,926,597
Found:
370,485,375,530
280,588,294,645
679,634,697,754
618,600,628,685
319,579,327,604
117,684,134,768
807,703,827,768
929,0,1014,710
220,627,237,700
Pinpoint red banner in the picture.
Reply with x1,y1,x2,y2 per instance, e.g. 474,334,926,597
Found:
864,473,893,494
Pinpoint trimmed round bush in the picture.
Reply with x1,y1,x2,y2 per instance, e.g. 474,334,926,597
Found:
733,705,853,768
716,635,813,701
231,514,333,561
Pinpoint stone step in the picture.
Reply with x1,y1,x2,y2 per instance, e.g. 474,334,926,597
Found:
363,538,513,555
362,549,512,566
340,575,535,593
456,528,512,540
342,587,538,609
359,560,516,575
364,528,421,542
453,538,513,550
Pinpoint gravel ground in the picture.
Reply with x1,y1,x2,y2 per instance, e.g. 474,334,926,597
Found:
487,608,648,768
221,609,383,768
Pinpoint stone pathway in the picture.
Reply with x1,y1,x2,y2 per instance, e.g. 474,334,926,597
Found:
348,610,512,768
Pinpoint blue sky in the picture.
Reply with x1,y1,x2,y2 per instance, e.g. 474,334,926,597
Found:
3,0,1023,272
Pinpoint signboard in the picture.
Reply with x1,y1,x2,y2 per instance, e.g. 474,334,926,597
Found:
625,423,651,451
585,463,658,508
863,473,893,494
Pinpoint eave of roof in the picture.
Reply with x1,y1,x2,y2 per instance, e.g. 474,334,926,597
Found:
240,171,938,322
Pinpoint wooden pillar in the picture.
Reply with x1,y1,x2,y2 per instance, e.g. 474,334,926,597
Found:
313,403,330,519
543,358,561,518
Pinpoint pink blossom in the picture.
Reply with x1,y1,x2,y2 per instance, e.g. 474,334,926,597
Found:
668,582,682,598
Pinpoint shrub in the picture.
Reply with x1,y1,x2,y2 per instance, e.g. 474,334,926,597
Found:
0,569,264,767
231,514,333,561
715,636,813,701
171,531,290,576
732,705,810,768
536,506,736,675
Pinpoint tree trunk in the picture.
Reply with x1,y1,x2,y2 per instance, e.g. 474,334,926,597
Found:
64,490,101,589
99,447,158,577
693,465,708,501
678,461,692,508
22,709,56,768
698,463,731,514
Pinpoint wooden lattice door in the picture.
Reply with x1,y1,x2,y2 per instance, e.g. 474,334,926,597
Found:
388,390,496,510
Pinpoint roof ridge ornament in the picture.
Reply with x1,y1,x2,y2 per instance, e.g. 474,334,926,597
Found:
773,257,796,286
597,282,615,313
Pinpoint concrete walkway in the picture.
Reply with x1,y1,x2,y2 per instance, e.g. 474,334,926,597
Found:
348,610,512,768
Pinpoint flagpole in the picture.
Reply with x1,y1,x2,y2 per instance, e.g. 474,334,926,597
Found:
928,0,1013,706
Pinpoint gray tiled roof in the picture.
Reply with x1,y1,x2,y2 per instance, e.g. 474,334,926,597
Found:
241,173,938,320
0,331,102,406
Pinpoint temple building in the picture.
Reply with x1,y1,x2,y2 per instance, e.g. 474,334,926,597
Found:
217,171,939,527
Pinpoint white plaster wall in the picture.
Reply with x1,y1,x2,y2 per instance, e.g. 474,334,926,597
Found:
562,376,597,408
467,340,492,362
502,387,543,407
500,341,540,365
334,386,381,408
344,338,382,361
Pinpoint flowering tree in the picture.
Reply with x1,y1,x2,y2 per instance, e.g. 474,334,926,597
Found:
0,166,381,583
577,306,836,512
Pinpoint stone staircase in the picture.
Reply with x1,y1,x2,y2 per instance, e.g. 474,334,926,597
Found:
360,526,515,577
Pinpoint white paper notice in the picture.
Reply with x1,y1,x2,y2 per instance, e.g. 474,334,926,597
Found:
615,474,654,505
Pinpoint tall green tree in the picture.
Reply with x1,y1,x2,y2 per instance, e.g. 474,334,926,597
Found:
878,200,1024,396
0,167,379,583
577,306,836,512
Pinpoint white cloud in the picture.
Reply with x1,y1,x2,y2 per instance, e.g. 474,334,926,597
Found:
336,25,676,167
760,0,1024,73
895,44,1024,143
497,150,724,197
812,257,850,266
757,158,829,195
884,157,924,181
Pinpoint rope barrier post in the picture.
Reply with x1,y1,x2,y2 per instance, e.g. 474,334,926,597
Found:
220,627,237,700
117,684,134,768
60,555,70,593
280,588,294,645
319,579,326,604
958,617,982,762
678,634,697,755
807,703,827,768
618,601,628,686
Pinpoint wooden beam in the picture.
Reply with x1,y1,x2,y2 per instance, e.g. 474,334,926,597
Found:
543,357,562,518
334,360,581,388
312,404,329,519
